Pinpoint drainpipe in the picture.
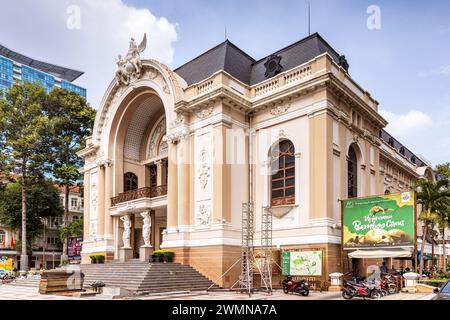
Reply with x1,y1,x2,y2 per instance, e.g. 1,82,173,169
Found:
248,112,254,205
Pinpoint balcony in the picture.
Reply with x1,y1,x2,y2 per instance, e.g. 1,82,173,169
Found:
111,185,168,207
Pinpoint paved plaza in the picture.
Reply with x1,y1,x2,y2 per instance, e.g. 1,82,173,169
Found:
0,284,436,300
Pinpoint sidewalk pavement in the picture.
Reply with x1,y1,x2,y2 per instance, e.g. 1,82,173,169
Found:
0,285,436,300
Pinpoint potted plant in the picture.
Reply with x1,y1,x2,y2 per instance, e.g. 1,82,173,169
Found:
152,250,164,263
95,255,105,264
162,250,174,263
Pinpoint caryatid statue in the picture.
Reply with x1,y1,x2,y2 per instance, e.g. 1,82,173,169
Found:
141,211,152,248
120,215,132,248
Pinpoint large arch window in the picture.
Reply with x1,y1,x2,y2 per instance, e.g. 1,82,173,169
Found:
270,140,295,206
347,145,358,198
124,172,138,192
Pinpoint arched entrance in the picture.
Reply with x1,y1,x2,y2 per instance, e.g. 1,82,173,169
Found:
79,58,187,263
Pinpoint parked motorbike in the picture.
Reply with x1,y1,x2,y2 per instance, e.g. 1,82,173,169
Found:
282,276,310,296
382,274,400,294
341,279,382,299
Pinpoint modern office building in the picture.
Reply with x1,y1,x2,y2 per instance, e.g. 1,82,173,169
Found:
0,44,86,98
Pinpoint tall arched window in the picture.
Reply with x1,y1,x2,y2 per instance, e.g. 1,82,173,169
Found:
124,172,138,192
270,140,295,206
347,145,358,198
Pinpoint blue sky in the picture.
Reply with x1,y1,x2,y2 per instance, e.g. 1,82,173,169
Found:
0,0,449,165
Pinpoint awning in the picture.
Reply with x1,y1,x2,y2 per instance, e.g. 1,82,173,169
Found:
348,249,412,259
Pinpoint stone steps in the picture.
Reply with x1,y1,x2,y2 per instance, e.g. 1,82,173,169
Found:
80,262,217,295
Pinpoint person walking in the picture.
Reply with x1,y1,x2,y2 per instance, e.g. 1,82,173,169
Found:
380,262,388,274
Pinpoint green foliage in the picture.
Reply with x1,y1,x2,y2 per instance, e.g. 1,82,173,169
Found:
46,87,95,190
0,179,63,250
0,82,52,176
59,218,83,242
436,163,450,180
416,179,450,224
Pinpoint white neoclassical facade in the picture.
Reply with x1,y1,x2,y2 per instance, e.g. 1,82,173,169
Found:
78,33,434,287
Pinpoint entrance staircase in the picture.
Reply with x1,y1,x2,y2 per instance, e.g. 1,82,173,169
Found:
80,260,216,295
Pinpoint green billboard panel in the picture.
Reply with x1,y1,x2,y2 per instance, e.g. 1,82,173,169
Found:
281,250,323,276
342,191,415,249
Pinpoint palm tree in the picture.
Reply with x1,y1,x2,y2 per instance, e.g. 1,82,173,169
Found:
416,179,450,277
434,202,450,272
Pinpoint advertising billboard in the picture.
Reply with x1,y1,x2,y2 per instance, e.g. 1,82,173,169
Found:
342,191,415,249
67,237,83,261
281,250,323,276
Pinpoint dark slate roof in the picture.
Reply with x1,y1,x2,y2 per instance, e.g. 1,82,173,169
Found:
174,33,343,86
380,129,427,167
0,44,84,82
174,40,255,85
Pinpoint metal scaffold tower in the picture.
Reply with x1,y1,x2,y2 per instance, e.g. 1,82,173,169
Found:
260,207,273,293
240,202,254,296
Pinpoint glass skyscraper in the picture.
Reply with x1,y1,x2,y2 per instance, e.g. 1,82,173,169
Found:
0,44,86,98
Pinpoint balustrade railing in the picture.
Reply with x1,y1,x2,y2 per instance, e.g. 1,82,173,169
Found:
111,185,168,207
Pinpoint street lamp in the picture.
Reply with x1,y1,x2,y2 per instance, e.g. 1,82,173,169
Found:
40,217,47,270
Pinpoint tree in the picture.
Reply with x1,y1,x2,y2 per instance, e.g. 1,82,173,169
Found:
434,163,450,273
59,218,83,243
0,82,53,271
436,163,450,181
0,178,63,251
434,202,450,272
416,179,450,276
46,88,95,262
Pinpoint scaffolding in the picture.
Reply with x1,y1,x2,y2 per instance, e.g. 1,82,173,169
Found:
240,202,254,296
259,207,273,293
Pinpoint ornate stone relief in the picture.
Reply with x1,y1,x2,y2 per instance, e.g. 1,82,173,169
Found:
196,105,214,119
148,117,167,158
89,222,97,240
166,128,189,144
197,147,211,189
196,203,211,226
173,112,186,125
270,101,291,115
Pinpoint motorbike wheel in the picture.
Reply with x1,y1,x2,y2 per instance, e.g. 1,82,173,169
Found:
370,290,382,299
342,290,353,300
300,288,309,297
283,286,289,294
381,289,389,296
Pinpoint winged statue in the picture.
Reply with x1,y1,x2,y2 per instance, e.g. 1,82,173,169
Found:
115,33,147,85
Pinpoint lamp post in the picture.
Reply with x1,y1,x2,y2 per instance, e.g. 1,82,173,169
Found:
40,217,47,269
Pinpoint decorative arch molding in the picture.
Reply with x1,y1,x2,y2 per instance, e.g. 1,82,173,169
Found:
345,136,365,165
146,114,167,159
92,59,187,159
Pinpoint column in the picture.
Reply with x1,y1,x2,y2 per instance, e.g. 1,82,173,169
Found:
104,161,114,239
156,160,163,186
96,164,105,238
167,142,178,229
83,171,90,240
309,112,333,219
177,136,191,227
212,124,231,222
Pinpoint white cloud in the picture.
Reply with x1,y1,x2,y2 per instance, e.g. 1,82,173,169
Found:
437,65,450,76
0,0,178,108
379,109,433,137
